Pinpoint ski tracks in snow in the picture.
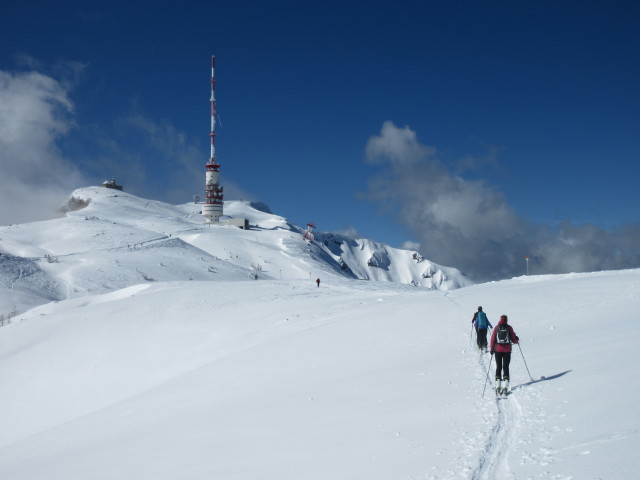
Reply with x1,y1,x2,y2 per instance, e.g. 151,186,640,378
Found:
452,351,523,480
450,350,557,480
469,388,523,480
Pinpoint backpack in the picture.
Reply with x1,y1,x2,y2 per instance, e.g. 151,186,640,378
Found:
496,324,511,344
476,311,488,329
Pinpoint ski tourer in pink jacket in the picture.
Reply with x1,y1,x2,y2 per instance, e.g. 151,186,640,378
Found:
490,315,519,354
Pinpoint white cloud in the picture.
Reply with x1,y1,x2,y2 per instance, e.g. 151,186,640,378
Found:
0,70,87,225
363,121,640,280
365,121,436,167
337,226,360,238
401,240,421,251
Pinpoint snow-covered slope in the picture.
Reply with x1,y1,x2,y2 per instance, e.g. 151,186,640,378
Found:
0,267,639,479
315,231,464,289
0,186,471,317
1,186,639,479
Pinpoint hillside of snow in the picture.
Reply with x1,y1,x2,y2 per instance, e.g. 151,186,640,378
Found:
0,186,471,318
1,267,639,478
1,186,639,479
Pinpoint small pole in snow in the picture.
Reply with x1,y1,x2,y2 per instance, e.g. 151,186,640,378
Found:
525,255,529,275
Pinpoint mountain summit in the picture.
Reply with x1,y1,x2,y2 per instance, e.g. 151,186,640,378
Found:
0,186,471,316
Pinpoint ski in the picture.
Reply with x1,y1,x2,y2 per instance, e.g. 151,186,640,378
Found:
494,379,511,399
497,389,511,399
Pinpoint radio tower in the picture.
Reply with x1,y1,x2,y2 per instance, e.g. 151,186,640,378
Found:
202,55,224,224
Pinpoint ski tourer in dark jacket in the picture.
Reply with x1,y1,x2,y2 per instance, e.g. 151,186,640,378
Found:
490,315,519,354
471,306,491,331
472,306,492,351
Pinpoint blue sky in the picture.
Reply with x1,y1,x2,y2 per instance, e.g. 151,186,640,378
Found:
1,1,639,280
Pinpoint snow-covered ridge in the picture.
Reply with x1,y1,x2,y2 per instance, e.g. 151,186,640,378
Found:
0,186,471,316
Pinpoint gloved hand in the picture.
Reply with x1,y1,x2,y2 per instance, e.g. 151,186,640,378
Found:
490,350,494,355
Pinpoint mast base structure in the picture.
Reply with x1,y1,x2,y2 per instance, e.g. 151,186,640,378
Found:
203,161,223,224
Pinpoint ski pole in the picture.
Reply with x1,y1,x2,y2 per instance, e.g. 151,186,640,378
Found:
470,324,473,346
482,354,493,398
517,343,534,381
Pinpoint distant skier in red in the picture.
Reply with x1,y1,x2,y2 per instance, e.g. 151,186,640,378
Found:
490,314,519,396
316,278,320,288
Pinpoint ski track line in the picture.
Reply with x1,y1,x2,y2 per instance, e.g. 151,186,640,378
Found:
469,353,522,480
471,394,522,480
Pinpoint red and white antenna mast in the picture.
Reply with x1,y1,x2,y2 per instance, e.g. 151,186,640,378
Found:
202,55,224,224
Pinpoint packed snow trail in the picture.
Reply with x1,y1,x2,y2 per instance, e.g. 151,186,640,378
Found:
470,362,523,480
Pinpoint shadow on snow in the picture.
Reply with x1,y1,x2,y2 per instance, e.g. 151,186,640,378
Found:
512,370,572,391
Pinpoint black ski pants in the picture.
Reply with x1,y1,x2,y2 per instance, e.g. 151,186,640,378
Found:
477,328,488,348
494,351,511,380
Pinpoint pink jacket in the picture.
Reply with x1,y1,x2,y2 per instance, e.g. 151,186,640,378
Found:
490,318,519,353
